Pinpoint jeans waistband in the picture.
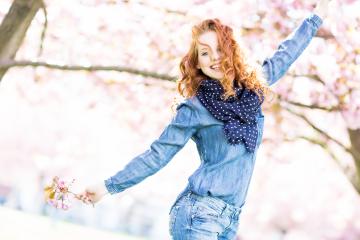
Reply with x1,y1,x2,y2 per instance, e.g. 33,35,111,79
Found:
185,191,243,216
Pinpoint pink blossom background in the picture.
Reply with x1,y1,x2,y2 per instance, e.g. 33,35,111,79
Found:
0,0,359,239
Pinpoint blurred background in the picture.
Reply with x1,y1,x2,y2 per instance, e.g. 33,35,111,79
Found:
0,0,359,239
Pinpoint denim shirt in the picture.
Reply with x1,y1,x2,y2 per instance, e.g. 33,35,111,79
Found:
105,14,323,208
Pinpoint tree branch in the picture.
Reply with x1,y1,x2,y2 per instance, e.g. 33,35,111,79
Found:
286,73,348,110
284,135,340,166
288,73,325,85
0,0,43,81
280,97,340,112
37,0,48,57
137,0,187,16
0,60,177,82
284,135,360,193
283,106,352,154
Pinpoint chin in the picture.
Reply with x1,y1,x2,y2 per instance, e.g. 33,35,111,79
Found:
202,69,224,80
205,73,223,80
210,75,224,80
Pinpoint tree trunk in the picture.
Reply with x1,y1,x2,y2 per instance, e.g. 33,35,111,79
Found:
0,0,42,82
348,128,360,194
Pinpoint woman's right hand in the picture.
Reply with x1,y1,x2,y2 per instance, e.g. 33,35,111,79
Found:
76,181,109,206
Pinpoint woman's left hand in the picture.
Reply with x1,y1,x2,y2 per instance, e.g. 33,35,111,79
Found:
313,0,334,19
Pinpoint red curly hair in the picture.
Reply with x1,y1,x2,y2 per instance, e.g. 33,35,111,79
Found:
177,18,270,100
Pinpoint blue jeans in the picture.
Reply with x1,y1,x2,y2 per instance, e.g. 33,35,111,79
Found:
169,191,241,239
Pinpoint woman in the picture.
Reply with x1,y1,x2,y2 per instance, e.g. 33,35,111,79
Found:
78,1,332,239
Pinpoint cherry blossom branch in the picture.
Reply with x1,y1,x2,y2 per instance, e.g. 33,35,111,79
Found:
288,72,353,103
283,106,351,154
284,135,360,193
137,1,187,16
288,73,325,85
44,176,95,210
0,60,177,82
284,135,340,166
280,97,339,112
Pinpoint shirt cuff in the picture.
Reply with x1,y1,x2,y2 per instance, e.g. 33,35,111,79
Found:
104,178,118,195
309,13,323,29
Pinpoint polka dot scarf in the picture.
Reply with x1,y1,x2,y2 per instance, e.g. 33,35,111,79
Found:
196,79,264,153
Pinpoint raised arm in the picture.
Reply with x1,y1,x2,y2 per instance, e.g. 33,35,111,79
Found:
104,100,199,194
262,13,323,86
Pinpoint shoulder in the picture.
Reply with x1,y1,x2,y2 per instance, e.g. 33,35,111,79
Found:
176,96,195,110
176,96,206,113
177,96,219,126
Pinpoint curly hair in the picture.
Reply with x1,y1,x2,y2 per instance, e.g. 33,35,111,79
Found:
177,18,271,101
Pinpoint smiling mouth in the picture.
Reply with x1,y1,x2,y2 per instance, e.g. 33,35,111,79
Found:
210,64,221,71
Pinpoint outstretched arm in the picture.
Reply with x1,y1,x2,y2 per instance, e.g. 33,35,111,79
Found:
104,101,199,195
262,0,333,86
77,101,198,205
262,13,323,86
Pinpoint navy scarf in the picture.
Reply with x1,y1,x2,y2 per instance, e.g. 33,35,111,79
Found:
196,79,264,153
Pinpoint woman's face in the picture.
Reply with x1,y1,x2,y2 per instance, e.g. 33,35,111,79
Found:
196,31,224,80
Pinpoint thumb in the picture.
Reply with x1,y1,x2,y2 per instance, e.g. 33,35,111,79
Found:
86,191,95,197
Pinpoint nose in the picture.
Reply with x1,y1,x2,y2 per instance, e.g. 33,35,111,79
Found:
211,51,221,62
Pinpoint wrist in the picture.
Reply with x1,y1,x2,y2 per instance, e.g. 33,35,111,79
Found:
100,182,109,196
313,9,325,20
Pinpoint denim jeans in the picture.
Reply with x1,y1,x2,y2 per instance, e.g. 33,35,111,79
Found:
169,191,242,240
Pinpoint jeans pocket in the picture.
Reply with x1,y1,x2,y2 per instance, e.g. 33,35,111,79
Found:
192,200,223,219
189,202,226,235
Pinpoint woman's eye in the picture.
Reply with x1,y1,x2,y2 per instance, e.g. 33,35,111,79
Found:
201,52,208,56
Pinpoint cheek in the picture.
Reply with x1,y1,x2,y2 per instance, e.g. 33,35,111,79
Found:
198,56,210,68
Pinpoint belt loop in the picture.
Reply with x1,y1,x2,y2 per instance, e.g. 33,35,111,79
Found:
234,207,241,218
233,209,241,220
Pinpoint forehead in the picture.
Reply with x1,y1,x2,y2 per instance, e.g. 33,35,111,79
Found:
197,31,218,49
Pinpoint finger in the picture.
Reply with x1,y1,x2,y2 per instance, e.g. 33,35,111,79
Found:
83,196,93,205
87,198,95,207
87,198,94,205
79,195,90,203
79,195,86,201
85,192,95,197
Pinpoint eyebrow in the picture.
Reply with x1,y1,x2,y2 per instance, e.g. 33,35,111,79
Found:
198,41,211,51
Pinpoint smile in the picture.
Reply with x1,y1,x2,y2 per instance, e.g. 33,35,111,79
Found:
210,64,221,71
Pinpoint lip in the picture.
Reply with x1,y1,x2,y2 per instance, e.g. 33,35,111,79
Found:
210,64,221,71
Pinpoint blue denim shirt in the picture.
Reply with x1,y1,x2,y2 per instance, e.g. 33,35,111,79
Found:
105,14,323,208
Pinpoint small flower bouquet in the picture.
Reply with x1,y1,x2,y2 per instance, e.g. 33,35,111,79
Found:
44,176,93,210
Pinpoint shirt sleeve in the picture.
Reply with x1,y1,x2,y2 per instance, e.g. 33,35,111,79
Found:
104,101,199,194
262,13,323,86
